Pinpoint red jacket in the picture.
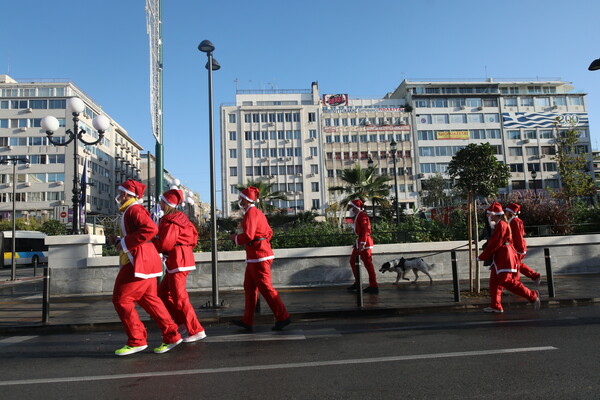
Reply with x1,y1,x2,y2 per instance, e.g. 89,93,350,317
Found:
508,216,527,256
232,205,274,263
478,219,519,274
154,211,198,273
353,210,374,250
120,202,162,279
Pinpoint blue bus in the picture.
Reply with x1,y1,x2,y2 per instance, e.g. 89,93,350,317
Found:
1,231,48,267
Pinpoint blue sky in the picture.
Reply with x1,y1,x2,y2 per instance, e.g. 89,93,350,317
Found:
2,0,599,205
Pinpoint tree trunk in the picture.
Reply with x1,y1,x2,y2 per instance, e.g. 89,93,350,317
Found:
474,198,480,294
467,192,473,293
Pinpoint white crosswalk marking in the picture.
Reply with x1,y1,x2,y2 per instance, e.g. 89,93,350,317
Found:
0,336,37,348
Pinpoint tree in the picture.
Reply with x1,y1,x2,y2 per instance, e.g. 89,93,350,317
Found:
551,119,595,204
420,173,449,208
448,143,511,293
233,179,288,215
328,163,391,220
40,219,68,236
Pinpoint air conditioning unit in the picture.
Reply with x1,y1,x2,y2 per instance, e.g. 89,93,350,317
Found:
307,173,315,178
25,108,33,113
24,182,31,187
477,106,483,111
286,157,292,161
418,173,425,179
6,145,12,150
268,122,275,126
460,105,466,110
260,140,266,144
57,181,64,186
284,139,291,144
523,139,530,144
261,157,268,161
309,137,316,142
539,154,546,158
19,127,27,132
296,173,302,177
278,157,285,162
268,175,275,179
307,155,313,160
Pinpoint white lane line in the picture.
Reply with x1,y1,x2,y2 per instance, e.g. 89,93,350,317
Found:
0,336,38,348
206,332,306,343
0,346,557,387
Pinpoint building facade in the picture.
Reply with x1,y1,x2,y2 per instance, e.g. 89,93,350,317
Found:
390,79,593,196
0,75,142,223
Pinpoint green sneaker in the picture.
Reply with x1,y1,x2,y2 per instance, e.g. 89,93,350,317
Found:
154,339,182,354
115,344,148,356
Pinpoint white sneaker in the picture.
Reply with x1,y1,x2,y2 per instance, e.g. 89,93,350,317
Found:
533,291,541,310
183,330,207,343
483,307,503,313
154,339,183,354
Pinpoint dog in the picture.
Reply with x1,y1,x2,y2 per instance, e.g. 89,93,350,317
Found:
379,257,435,284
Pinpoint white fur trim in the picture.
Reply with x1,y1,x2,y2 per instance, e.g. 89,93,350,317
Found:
166,265,196,273
160,194,178,208
505,207,518,214
118,185,138,198
134,271,163,279
486,210,504,215
349,202,363,210
239,192,256,203
246,255,275,263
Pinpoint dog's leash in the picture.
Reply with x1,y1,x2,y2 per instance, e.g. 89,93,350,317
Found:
412,242,471,259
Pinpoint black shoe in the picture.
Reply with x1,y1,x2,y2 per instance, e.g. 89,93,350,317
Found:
232,319,253,332
272,317,291,331
363,286,379,294
347,283,358,291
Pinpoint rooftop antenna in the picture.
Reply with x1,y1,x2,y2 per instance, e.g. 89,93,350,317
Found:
234,78,239,92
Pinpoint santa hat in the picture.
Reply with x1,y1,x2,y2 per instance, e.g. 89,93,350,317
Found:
118,179,145,198
349,199,364,210
505,203,521,215
240,186,260,203
486,201,504,215
160,189,183,208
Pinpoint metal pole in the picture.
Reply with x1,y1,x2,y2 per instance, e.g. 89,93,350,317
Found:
71,116,80,235
155,0,164,205
207,51,219,307
544,248,555,298
355,254,363,308
10,161,17,281
147,151,152,212
392,152,400,240
42,266,50,324
451,251,460,302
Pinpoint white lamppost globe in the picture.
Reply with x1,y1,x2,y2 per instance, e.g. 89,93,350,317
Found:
67,97,85,114
41,116,60,132
92,115,110,132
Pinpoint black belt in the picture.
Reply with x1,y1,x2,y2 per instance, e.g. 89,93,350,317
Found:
250,237,267,243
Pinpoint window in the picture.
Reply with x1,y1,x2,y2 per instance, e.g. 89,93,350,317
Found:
525,147,539,156
254,149,261,158
541,146,556,155
230,185,237,194
310,147,317,156
308,112,316,122
245,149,251,158
553,97,566,106
309,129,317,138
543,163,557,172
312,199,320,209
485,114,500,123
486,129,501,139
468,114,484,123
325,135,332,143
527,163,540,172
29,100,47,109
244,131,251,140
448,98,465,108
311,182,319,192
310,164,318,174
229,131,236,141
418,130,435,140
510,164,524,172
417,115,431,124
483,98,498,107
509,147,523,156
466,98,482,108
520,97,533,106
229,149,237,158
508,130,520,140
253,131,260,140
524,130,537,139
504,97,517,107
539,130,553,139
470,129,485,139
229,167,237,176
419,147,435,157
512,180,526,190
244,114,251,123
432,114,448,124
534,97,550,107
567,96,583,106
449,114,467,124
414,99,429,108
431,98,447,107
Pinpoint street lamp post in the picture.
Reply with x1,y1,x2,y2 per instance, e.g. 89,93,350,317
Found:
1,156,29,281
41,97,110,234
390,140,401,237
198,40,221,307
531,170,538,199
367,157,375,222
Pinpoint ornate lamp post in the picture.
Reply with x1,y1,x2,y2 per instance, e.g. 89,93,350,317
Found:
1,156,29,281
390,139,401,235
41,97,110,234
198,39,222,307
531,170,538,199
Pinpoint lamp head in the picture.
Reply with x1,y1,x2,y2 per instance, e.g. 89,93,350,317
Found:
198,40,215,53
92,115,110,133
588,58,600,71
205,58,221,71
367,157,374,168
67,97,85,115
390,139,397,152
531,170,537,179
41,115,60,133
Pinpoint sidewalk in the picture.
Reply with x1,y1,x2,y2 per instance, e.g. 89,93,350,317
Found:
1,274,599,335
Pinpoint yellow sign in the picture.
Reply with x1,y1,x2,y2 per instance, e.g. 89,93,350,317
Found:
437,130,469,140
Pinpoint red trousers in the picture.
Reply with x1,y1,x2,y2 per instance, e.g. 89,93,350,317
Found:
241,259,290,326
112,264,181,347
349,247,378,287
489,268,538,311
158,271,204,336
518,255,541,281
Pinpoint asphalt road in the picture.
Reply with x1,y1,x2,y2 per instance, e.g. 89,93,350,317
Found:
0,305,599,399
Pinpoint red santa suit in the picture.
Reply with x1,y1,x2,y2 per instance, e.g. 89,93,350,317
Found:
505,203,541,282
231,187,289,327
154,189,204,338
349,199,378,288
112,180,180,347
478,202,538,312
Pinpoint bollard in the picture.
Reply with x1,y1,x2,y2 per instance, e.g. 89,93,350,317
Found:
544,248,555,298
42,266,50,324
355,254,363,308
451,251,460,302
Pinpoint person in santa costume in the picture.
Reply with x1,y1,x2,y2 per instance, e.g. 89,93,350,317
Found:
478,202,540,313
153,189,206,343
230,186,291,332
505,203,542,285
112,179,182,356
346,199,379,294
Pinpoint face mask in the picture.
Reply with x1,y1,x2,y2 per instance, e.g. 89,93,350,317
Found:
238,200,246,213
115,194,122,206
488,216,496,230
349,208,356,217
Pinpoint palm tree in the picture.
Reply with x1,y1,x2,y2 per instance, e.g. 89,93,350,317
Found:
328,163,391,220
233,179,289,215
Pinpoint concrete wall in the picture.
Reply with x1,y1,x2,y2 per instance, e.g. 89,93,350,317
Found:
51,234,600,295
